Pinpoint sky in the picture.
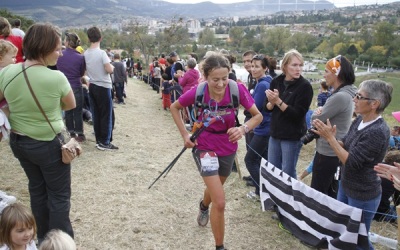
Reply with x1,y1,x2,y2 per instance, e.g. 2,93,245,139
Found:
163,0,398,7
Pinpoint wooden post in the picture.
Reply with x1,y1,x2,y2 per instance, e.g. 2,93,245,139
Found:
397,205,400,248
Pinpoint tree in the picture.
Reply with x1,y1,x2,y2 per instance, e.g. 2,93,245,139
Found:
315,40,330,55
261,27,291,54
374,21,395,47
365,45,387,65
346,44,359,61
228,26,244,49
198,27,215,46
285,32,318,53
333,42,347,56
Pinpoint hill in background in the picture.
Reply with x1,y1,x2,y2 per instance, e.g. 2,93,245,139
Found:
2,0,334,27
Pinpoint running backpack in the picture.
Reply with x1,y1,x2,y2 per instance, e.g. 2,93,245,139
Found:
194,80,241,127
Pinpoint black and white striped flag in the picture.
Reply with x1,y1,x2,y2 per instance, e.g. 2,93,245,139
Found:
260,158,369,249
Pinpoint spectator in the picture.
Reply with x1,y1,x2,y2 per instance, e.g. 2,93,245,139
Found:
111,53,127,104
39,229,76,250
11,19,25,38
161,73,172,110
153,61,161,95
314,79,392,249
244,54,272,199
178,58,199,94
374,150,400,223
266,49,313,178
84,26,118,150
241,50,257,182
56,32,86,142
0,203,37,250
0,23,76,243
389,111,400,150
170,53,262,250
310,55,356,198
0,17,23,63
317,80,331,107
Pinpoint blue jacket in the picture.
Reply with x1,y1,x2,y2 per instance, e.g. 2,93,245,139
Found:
253,75,272,136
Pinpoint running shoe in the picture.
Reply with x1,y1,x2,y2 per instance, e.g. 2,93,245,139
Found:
197,200,209,227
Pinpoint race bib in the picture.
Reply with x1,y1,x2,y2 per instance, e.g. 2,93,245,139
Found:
200,151,219,173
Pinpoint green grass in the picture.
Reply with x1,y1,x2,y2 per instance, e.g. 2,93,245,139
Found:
354,72,400,126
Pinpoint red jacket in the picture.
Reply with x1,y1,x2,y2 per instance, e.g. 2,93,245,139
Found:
0,35,24,63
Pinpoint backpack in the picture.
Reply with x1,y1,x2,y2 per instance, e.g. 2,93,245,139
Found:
194,80,241,127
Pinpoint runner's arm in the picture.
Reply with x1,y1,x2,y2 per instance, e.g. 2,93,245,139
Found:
170,100,196,148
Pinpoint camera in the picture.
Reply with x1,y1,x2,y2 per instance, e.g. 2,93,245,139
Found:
301,126,320,145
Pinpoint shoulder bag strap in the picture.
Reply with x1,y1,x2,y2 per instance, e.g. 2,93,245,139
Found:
2,63,42,94
22,63,62,142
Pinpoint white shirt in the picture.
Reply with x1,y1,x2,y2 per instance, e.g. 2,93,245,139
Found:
0,240,37,250
12,28,25,38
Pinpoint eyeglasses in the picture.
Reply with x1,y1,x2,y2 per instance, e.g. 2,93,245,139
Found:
355,93,375,101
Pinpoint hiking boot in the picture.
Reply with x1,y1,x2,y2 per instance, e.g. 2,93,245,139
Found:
197,200,209,227
96,143,119,151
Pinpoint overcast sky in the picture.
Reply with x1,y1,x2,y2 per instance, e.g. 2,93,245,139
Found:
163,0,398,7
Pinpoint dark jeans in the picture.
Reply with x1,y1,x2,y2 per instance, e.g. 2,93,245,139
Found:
9,133,73,240
244,134,269,195
89,84,114,145
310,152,339,199
65,87,84,135
114,82,125,103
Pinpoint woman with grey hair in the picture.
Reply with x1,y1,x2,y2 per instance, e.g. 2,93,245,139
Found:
313,79,392,249
178,57,199,94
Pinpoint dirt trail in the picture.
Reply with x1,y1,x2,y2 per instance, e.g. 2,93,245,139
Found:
0,78,317,250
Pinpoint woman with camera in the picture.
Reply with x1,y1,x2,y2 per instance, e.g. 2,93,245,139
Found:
313,79,392,249
310,55,357,198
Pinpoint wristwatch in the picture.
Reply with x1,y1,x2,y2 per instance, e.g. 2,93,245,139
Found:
278,100,284,107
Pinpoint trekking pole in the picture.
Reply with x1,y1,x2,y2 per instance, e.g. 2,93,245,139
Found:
148,116,223,189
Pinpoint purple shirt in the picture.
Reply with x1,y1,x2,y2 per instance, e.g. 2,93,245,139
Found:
179,82,254,156
56,48,86,88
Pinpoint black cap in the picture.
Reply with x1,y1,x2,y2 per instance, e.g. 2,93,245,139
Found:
169,51,178,57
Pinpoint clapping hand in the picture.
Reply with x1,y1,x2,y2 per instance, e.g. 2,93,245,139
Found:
374,162,400,191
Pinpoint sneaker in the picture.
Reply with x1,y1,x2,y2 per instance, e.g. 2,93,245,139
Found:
197,200,209,227
246,191,259,201
0,191,17,204
96,143,119,151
